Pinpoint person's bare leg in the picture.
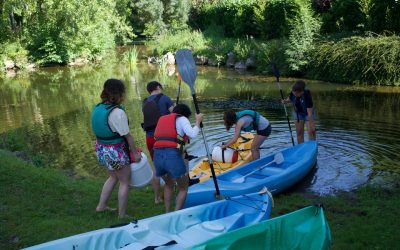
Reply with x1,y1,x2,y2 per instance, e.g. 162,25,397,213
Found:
295,120,305,144
96,172,118,212
175,175,189,211
152,175,162,204
306,121,316,140
115,165,131,218
162,175,175,213
251,135,267,160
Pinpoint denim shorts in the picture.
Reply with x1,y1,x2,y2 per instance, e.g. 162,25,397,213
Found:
292,111,316,121
153,148,187,179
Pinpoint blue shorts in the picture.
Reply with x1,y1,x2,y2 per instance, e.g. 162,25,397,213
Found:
293,111,316,122
153,148,187,179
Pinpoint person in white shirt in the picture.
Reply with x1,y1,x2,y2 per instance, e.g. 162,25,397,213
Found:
91,79,141,218
152,104,203,212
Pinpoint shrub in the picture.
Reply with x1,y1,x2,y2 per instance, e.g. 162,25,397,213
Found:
307,35,400,86
368,0,400,34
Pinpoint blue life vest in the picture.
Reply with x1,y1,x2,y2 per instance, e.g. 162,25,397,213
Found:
92,103,125,144
236,110,260,132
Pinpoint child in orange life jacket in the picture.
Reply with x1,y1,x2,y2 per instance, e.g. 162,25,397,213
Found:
282,80,316,144
142,81,174,204
152,104,203,212
92,79,141,218
222,110,271,160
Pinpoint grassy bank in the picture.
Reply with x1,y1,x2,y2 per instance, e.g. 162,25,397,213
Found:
1,150,399,249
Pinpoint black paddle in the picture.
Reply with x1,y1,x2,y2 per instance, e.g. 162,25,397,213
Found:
175,49,221,198
272,63,295,146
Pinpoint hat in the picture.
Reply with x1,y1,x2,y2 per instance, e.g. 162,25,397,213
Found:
146,81,163,93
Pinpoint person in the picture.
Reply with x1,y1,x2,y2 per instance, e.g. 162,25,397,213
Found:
152,104,203,212
142,81,174,204
283,80,316,144
92,78,141,218
221,109,271,160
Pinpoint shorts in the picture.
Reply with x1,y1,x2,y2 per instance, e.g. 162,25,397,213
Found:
257,124,272,137
95,141,130,171
146,135,156,160
153,148,187,179
293,111,316,122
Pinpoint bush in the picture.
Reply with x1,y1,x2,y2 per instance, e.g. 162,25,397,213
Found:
320,0,366,33
368,0,400,34
307,35,400,86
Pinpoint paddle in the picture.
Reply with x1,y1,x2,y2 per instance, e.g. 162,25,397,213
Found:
232,152,284,183
175,49,221,198
271,63,295,146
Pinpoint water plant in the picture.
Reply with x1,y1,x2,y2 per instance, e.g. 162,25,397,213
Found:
125,46,139,66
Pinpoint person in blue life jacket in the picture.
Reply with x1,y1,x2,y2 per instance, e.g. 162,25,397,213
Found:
142,81,174,204
92,79,141,219
221,110,272,160
152,104,203,212
282,80,316,144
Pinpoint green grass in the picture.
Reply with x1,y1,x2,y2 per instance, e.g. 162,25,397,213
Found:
1,150,399,249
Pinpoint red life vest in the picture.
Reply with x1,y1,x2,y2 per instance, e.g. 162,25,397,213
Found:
153,113,189,150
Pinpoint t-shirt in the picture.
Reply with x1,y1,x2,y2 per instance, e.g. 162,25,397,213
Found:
239,115,269,131
289,90,313,114
145,94,174,136
108,108,129,136
176,116,200,138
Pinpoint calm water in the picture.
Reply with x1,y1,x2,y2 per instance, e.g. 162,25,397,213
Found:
1,48,400,195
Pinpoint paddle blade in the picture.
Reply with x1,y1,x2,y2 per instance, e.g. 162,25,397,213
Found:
271,63,280,79
175,49,197,94
274,152,284,164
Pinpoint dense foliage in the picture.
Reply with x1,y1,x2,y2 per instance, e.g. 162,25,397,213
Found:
1,0,400,85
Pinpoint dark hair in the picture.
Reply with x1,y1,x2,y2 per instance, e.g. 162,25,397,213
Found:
223,110,237,131
292,80,306,92
173,104,192,118
146,81,163,93
100,79,125,104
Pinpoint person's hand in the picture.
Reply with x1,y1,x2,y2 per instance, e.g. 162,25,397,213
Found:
131,149,142,163
195,113,204,126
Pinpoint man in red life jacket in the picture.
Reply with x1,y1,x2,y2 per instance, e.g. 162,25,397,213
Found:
152,104,203,212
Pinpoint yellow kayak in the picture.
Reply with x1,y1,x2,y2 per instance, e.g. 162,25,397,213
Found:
189,133,254,183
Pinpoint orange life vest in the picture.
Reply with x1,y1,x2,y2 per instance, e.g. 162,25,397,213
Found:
153,113,189,150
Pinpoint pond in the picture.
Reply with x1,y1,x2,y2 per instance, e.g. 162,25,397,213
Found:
1,48,400,195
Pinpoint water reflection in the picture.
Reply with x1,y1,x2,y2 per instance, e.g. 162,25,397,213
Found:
1,49,400,195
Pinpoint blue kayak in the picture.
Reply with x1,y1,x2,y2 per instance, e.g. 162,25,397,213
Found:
24,190,272,250
185,141,317,208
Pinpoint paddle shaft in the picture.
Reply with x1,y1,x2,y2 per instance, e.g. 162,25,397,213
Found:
272,64,295,146
237,159,276,182
176,79,181,104
192,93,221,196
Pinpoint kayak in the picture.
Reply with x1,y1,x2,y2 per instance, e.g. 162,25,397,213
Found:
24,189,273,250
190,133,254,183
185,141,317,207
190,205,331,250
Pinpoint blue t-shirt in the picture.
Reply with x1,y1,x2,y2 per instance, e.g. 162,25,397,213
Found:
289,90,313,115
145,94,174,136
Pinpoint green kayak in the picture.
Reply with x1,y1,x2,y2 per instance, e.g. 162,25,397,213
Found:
190,205,331,250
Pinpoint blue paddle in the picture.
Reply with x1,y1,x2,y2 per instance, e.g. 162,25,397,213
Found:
175,49,221,198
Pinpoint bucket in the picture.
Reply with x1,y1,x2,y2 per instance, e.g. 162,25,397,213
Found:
130,153,153,188
211,146,238,163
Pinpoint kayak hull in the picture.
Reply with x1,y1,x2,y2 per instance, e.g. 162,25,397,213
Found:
24,191,272,250
185,141,317,208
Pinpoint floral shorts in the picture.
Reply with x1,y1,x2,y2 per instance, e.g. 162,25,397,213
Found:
95,141,130,171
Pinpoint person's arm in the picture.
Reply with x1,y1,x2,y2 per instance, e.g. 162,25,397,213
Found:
306,91,315,132
180,114,203,138
221,119,244,148
123,133,141,162
108,109,141,162
165,96,174,113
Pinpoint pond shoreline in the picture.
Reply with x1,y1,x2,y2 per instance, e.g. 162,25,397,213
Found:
2,149,399,249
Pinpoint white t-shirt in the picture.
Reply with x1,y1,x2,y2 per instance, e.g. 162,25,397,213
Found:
108,108,129,136
176,116,200,138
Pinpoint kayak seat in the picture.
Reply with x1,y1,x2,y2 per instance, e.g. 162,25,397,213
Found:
260,167,283,175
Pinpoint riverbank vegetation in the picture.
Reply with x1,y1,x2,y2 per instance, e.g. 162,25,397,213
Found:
1,0,400,85
1,150,400,249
